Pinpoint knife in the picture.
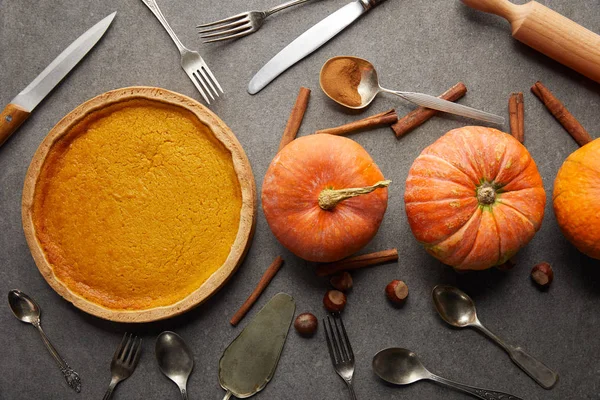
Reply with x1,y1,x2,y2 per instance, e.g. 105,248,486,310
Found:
219,293,295,399
0,12,117,147
248,0,387,94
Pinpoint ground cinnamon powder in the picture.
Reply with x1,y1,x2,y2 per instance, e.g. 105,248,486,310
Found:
321,58,362,107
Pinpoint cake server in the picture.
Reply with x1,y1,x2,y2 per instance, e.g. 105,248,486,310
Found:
219,293,295,399
0,12,116,148
248,0,387,94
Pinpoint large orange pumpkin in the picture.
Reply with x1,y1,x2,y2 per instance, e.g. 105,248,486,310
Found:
553,138,600,259
262,134,389,262
405,126,546,270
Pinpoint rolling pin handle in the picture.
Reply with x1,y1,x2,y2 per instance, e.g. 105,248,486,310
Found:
460,0,519,21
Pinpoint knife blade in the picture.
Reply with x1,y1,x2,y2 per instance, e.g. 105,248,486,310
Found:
248,0,386,94
0,12,117,147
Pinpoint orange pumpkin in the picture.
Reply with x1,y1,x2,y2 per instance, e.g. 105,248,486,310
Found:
553,138,600,259
262,134,389,262
404,126,546,270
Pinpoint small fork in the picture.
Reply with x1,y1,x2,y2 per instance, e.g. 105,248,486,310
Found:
324,314,357,400
141,0,223,104
102,333,143,400
198,0,320,43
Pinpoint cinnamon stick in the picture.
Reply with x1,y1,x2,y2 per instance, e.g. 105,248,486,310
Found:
391,82,467,137
315,109,398,136
531,81,592,147
316,249,398,277
508,92,524,143
230,256,284,326
278,87,311,151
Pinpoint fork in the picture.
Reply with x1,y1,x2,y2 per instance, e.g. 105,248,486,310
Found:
324,314,357,400
140,0,223,104
102,333,143,400
197,0,320,43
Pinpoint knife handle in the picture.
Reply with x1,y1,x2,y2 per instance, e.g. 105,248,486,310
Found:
0,103,30,147
360,0,388,9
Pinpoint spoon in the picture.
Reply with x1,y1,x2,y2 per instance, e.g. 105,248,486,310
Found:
155,331,194,400
373,347,524,400
320,56,504,125
432,285,558,389
7,289,81,392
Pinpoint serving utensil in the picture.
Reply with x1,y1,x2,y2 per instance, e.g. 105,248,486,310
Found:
432,285,558,389
198,0,322,43
248,0,387,94
461,0,600,83
102,333,142,400
156,331,194,399
373,348,524,400
320,56,504,124
324,314,357,400
0,12,116,148
219,293,295,399
140,0,223,104
8,289,81,392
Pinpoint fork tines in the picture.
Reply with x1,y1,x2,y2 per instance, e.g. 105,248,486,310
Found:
186,59,223,104
197,12,256,43
324,314,355,367
113,332,143,369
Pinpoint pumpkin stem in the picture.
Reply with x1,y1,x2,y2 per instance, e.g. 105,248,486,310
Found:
477,183,496,205
318,180,391,210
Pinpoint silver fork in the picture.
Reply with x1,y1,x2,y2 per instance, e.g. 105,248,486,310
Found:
102,333,143,400
140,0,223,104
198,0,320,43
324,314,357,400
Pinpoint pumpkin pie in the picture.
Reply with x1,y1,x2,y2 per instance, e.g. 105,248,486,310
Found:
22,87,256,322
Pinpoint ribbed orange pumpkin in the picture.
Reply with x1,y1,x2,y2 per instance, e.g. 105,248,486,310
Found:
553,138,600,259
405,126,546,270
262,134,389,262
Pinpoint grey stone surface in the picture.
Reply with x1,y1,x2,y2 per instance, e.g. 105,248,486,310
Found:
1,0,599,399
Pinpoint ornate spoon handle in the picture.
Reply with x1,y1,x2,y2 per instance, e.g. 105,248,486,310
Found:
32,320,81,392
429,374,523,400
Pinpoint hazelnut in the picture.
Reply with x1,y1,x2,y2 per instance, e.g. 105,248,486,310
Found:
496,259,516,271
323,290,347,312
385,280,408,305
330,272,353,292
294,313,318,336
531,262,554,288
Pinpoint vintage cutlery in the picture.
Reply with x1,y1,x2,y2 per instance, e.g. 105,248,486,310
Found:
102,333,142,400
0,12,116,148
324,314,357,400
461,0,600,83
432,285,558,389
8,289,81,392
320,56,504,124
156,331,194,400
140,0,223,104
248,0,387,94
219,293,295,399
198,0,322,43
373,348,524,400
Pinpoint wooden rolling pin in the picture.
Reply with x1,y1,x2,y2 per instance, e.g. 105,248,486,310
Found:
461,0,600,83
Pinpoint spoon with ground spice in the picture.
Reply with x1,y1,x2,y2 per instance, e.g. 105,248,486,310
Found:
320,56,504,124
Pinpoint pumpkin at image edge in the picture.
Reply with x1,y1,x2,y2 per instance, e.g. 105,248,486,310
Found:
261,134,389,263
405,126,546,271
553,138,600,260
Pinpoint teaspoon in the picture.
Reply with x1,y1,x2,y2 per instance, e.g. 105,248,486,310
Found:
432,285,558,389
156,331,194,400
7,289,81,392
320,56,504,124
373,347,523,400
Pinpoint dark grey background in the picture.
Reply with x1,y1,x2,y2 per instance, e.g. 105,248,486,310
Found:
1,0,599,399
